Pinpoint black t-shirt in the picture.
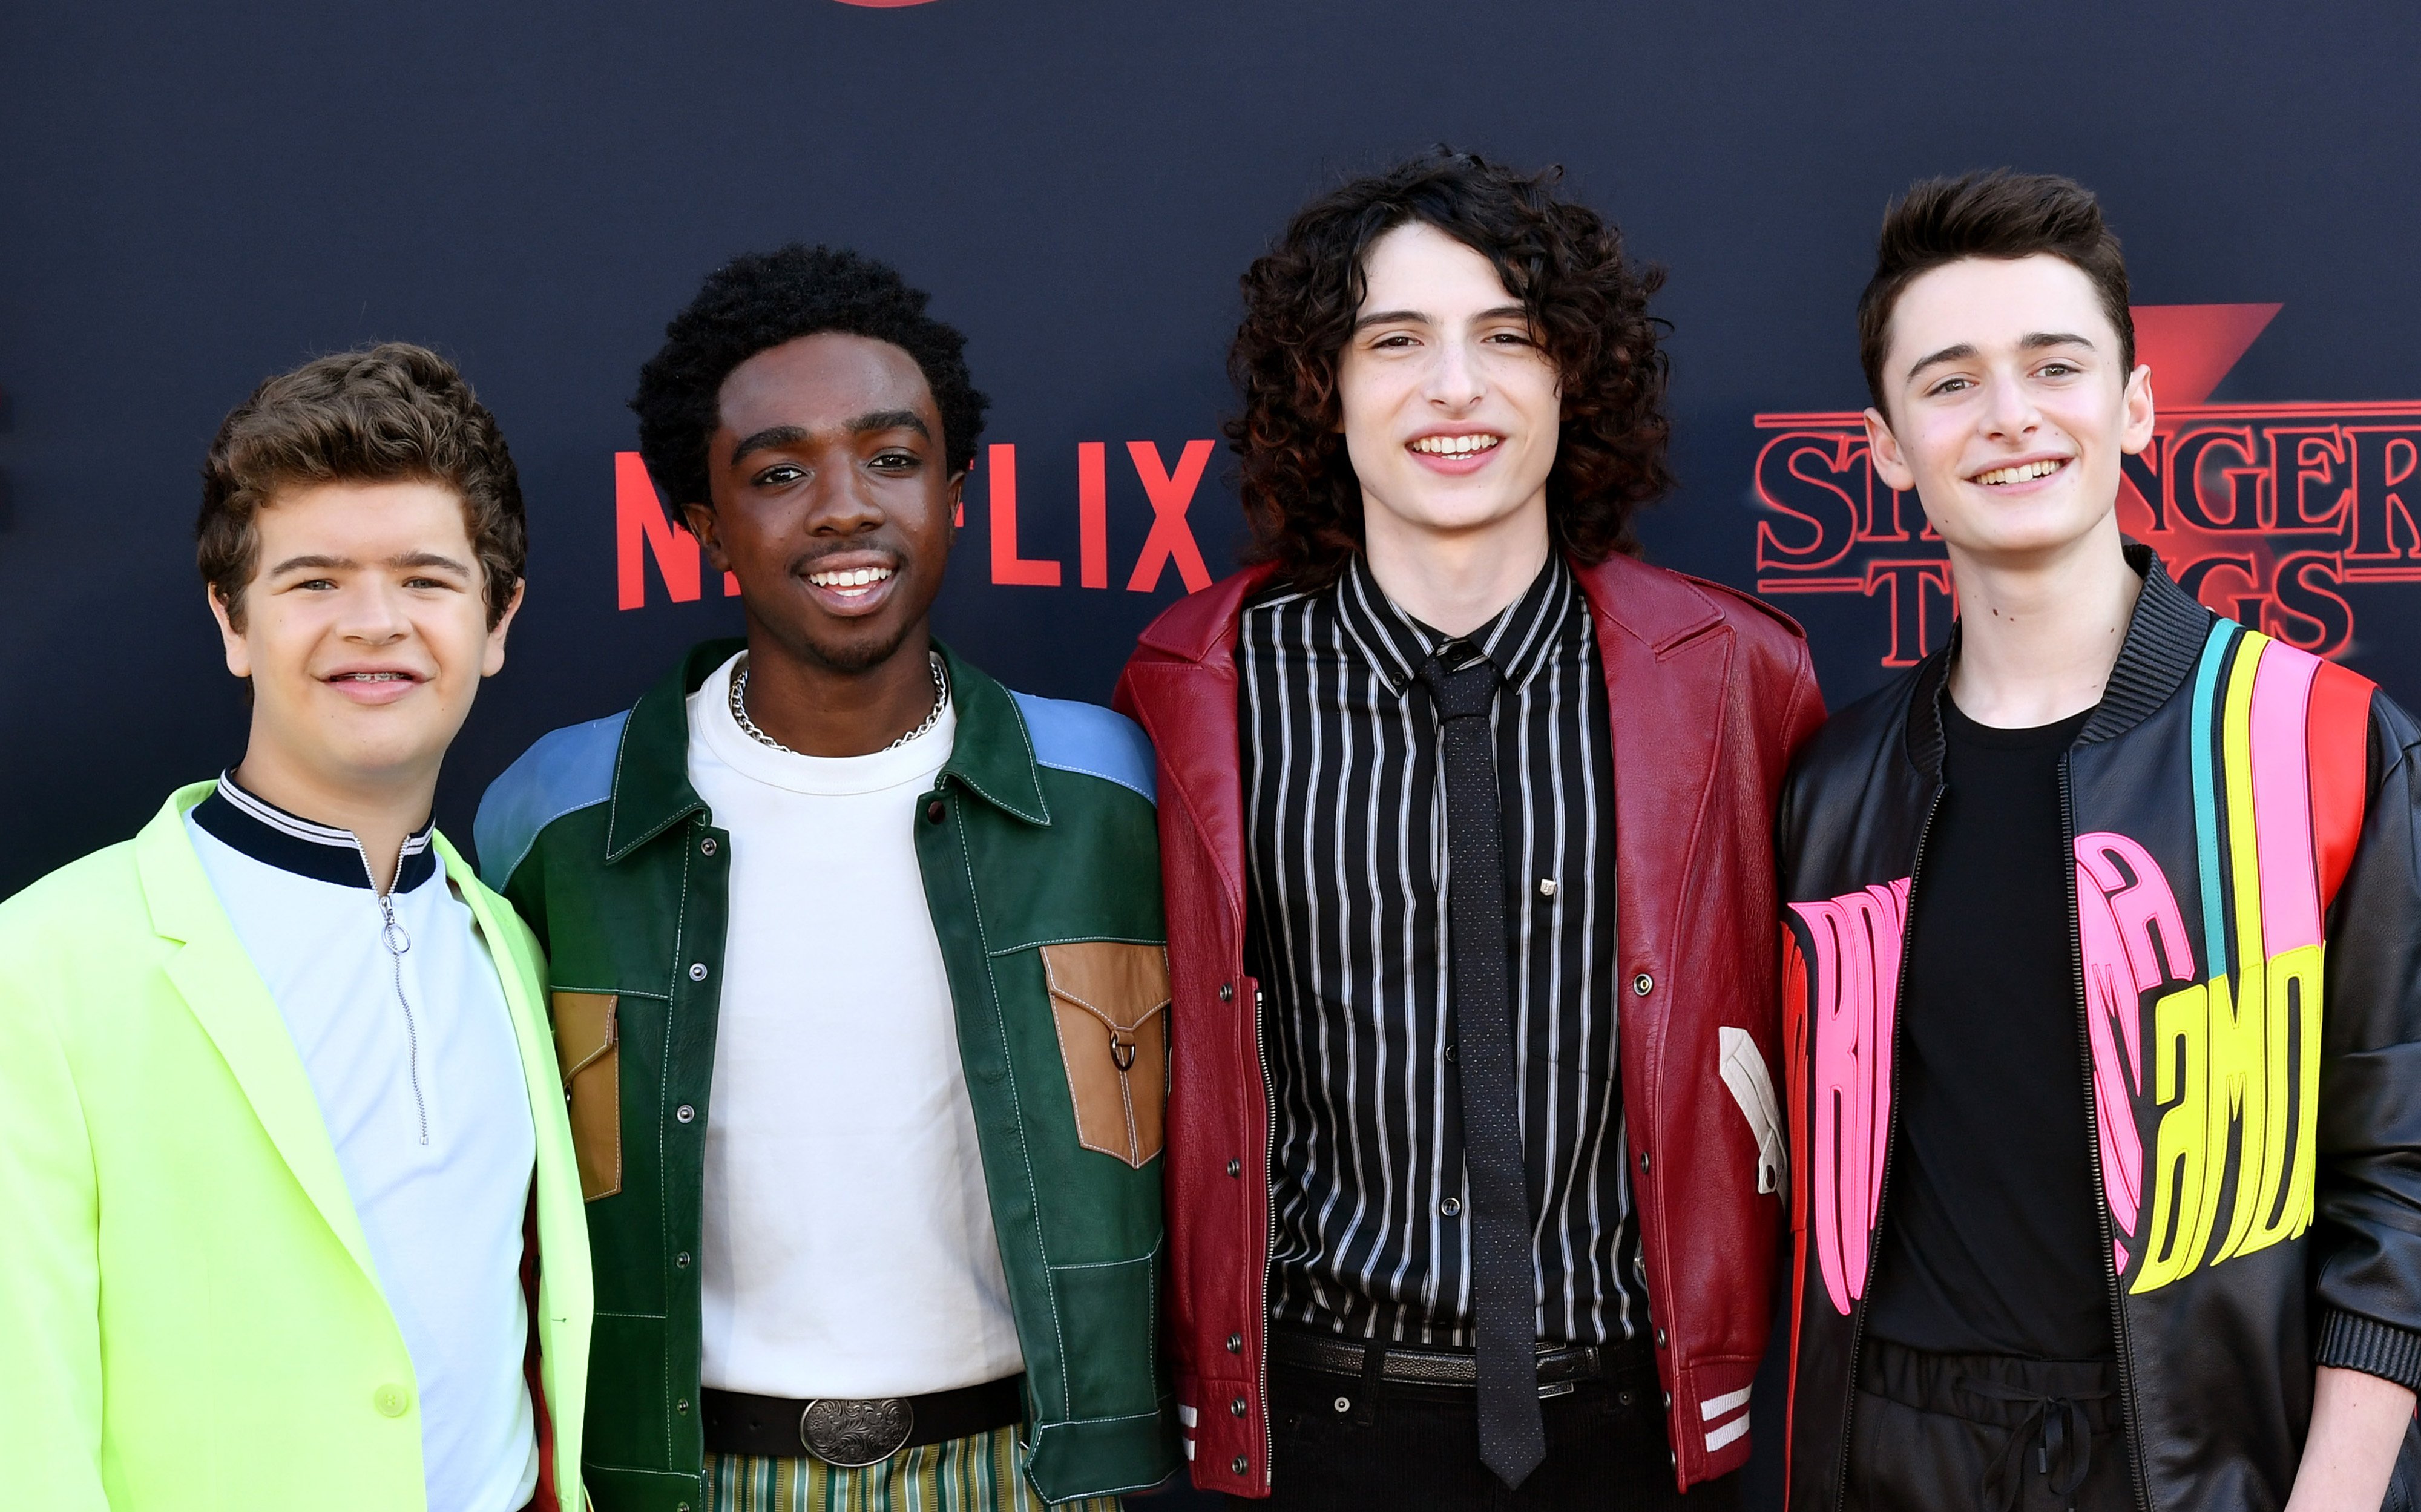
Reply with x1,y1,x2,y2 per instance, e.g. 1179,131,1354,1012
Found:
1865,695,2115,1361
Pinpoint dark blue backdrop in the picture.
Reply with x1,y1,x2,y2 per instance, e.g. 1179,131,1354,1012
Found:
9,2,2421,898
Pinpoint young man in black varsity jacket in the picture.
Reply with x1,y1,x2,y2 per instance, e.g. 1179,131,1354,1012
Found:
1778,171,2421,1512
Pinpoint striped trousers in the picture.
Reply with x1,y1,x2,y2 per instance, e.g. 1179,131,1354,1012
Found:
701,1427,1123,1512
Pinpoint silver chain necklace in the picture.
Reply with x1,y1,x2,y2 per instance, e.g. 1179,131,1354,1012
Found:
729,651,950,756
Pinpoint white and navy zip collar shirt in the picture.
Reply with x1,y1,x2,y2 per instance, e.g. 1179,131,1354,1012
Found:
185,775,539,1512
1239,553,1649,1348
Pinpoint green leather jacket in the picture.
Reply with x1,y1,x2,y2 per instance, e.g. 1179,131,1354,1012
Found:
476,640,1177,1511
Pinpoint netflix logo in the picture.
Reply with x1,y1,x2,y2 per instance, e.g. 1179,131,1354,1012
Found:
614,438,1219,610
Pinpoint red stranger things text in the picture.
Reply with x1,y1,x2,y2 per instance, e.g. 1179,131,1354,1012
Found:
1749,304,2421,666
615,439,1217,610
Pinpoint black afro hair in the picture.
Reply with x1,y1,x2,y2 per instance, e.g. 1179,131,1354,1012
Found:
631,244,989,508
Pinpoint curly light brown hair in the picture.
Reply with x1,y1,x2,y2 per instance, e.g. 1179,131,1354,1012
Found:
197,342,525,628
1229,150,1674,588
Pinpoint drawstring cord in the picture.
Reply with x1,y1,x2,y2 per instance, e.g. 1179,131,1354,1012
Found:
1955,1375,2111,1512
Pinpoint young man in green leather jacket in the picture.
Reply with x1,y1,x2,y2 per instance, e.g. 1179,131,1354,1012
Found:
477,246,1176,1512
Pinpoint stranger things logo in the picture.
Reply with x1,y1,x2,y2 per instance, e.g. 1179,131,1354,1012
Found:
1751,304,2421,666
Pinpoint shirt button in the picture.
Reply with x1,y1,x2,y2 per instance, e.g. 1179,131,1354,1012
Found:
1440,1197,1463,1218
700,837,717,856
689,962,709,982
676,1251,692,1269
676,1105,695,1123
373,1384,410,1418
1633,972,1654,996
1538,878,1557,897
1444,1043,1457,1063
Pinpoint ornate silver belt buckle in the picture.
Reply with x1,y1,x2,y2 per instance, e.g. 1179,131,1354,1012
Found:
799,1396,915,1468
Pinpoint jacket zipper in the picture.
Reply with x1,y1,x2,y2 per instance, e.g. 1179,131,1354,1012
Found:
354,837,431,1147
2060,757,2152,1512
1831,785,1940,1511
1254,982,1276,1486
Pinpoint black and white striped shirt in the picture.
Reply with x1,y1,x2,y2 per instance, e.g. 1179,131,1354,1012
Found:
1239,553,1647,1348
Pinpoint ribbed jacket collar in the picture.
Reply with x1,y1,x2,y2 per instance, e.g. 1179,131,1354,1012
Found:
1904,542,2215,779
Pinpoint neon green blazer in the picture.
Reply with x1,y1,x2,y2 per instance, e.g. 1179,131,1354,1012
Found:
0,784,592,1511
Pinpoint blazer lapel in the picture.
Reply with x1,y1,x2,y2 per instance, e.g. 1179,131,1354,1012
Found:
1574,560,1735,1029
138,787,379,1283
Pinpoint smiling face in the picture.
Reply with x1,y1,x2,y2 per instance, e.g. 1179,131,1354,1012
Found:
1336,221,1562,558
211,478,519,799
1865,254,2155,568
685,331,959,676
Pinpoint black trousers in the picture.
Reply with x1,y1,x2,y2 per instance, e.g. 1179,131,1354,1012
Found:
1844,1337,2134,1512
1233,1346,1739,1511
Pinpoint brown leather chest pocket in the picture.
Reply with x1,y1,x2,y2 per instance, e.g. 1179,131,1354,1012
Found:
1040,942,1170,1169
553,991,622,1200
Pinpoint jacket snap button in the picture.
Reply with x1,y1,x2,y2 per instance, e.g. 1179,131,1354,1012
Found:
1231,1396,1247,1417
700,837,717,856
1663,1390,1674,1408
1334,1395,1351,1413
676,1398,689,1415
689,962,709,982
1639,1151,1651,1172
676,1105,695,1123
676,1251,692,1269
1227,1332,1244,1353
1219,982,1235,1002
1632,972,1653,996
1231,1455,1250,1475
1618,1389,1635,1406
926,799,946,823
1227,1159,1242,1177
1654,1327,1667,1346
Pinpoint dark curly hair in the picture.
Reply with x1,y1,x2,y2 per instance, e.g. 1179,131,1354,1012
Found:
632,244,989,509
1229,150,1673,588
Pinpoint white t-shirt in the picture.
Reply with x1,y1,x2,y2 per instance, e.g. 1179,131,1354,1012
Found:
186,780,538,1512
687,652,1024,1398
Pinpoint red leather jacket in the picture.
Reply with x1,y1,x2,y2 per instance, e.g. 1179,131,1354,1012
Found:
1114,553,1826,1496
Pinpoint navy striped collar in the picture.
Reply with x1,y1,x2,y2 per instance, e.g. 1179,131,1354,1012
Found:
191,772,437,892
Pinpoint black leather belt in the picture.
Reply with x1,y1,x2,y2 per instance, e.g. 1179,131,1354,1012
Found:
1269,1328,1652,1392
700,1375,1025,1467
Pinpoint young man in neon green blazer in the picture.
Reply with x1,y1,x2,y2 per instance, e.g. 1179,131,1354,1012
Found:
0,344,592,1512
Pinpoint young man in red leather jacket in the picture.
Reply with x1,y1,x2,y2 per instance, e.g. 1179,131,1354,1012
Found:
1115,150,1824,1508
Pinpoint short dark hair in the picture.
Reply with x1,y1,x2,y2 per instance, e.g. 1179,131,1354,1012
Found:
632,245,988,509
1859,170,2134,415
1229,149,1674,589
198,342,525,628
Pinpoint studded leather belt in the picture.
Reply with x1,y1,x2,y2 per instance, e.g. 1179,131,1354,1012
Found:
700,1375,1025,1467
1269,1327,1653,1391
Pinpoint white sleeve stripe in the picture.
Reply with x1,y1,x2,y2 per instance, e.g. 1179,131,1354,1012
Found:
1177,1403,1198,1427
1700,1384,1754,1420
1706,1412,1751,1452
